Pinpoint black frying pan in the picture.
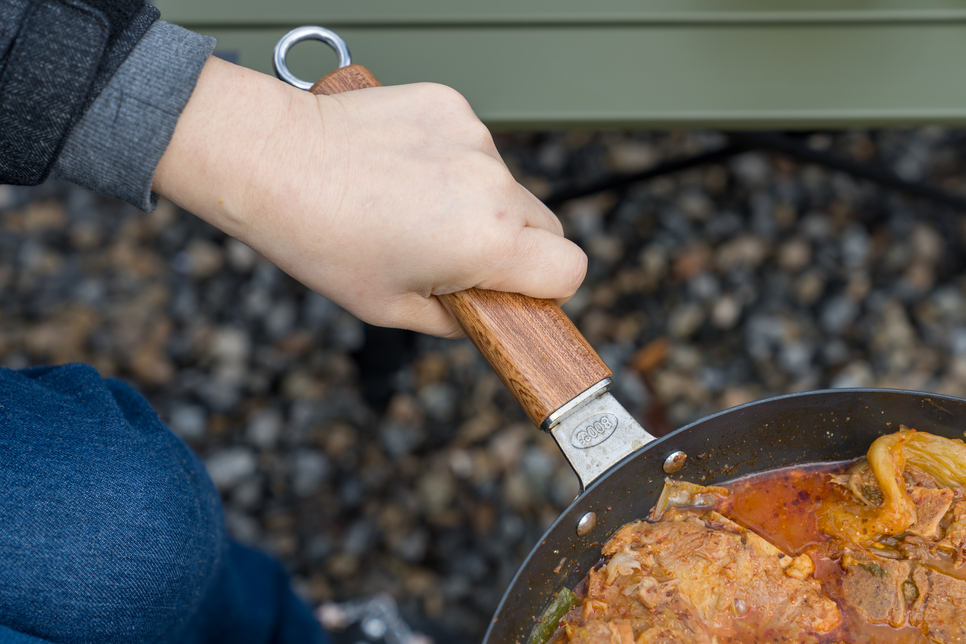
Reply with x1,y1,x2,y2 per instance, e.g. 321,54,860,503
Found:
482,388,966,642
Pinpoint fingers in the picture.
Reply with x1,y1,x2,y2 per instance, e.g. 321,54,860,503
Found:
476,225,588,302
416,299,467,339
368,294,466,339
393,225,586,337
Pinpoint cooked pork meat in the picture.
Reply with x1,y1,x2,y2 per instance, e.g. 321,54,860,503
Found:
909,566,966,644
840,553,912,627
839,550,966,643
938,500,966,564
906,486,954,539
561,509,840,643
903,464,941,490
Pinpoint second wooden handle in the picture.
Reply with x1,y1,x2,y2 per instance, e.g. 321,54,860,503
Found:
307,65,612,427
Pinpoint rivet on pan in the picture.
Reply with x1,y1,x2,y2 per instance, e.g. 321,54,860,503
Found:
663,450,687,474
576,512,596,537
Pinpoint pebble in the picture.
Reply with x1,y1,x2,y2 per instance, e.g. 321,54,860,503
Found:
688,272,720,301
167,402,207,440
209,326,250,364
391,529,429,562
667,302,705,339
226,238,259,272
715,235,770,271
342,519,376,557
195,376,241,412
247,407,284,448
830,360,875,388
731,152,770,187
778,238,812,273
379,421,425,459
180,238,224,279
231,476,264,510
607,139,657,172
332,314,364,352
206,447,258,489
779,342,815,378
821,295,858,335
841,225,871,268
911,223,944,263
587,234,625,266
224,509,262,544
289,449,331,497
265,299,297,339
419,382,458,423
711,295,741,329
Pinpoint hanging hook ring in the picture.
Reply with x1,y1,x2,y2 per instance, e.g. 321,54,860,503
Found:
273,26,352,90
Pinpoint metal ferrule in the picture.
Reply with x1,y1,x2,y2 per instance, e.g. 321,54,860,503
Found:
540,378,612,432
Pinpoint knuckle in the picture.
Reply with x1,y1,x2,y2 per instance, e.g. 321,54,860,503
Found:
420,82,473,112
465,117,495,147
490,163,518,193
546,211,565,237
458,154,513,194
419,84,494,148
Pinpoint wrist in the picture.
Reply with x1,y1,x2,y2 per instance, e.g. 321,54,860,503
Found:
152,57,321,242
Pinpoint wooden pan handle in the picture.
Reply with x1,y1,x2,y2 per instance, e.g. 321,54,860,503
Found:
309,65,383,95
308,65,612,428
440,290,612,428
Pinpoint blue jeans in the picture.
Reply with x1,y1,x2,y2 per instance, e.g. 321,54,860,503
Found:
0,364,329,644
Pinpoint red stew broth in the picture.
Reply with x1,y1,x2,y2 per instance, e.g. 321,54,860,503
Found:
718,460,847,555
717,461,928,643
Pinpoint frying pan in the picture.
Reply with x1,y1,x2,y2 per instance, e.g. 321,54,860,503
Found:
272,30,966,643
482,388,966,642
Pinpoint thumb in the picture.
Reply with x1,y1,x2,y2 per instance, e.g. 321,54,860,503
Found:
475,226,588,303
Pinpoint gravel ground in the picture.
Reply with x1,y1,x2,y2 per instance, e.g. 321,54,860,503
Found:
4,128,966,642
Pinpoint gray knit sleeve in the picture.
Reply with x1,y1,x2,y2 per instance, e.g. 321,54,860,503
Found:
50,20,216,212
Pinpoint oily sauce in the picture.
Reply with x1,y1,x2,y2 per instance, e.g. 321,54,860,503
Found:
716,462,930,643
719,461,845,555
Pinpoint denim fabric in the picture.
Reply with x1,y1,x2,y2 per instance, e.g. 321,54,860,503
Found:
0,364,328,644
0,625,53,643
0,0,158,185
183,542,328,644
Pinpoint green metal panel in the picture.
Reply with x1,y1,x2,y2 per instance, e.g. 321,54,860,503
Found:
155,0,966,26
156,1,966,129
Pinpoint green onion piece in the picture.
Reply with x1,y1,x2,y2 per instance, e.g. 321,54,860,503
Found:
527,586,579,644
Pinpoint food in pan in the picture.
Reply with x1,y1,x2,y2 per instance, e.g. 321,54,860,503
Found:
531,427,966,644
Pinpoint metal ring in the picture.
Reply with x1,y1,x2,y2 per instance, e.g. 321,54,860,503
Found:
273,26,352,91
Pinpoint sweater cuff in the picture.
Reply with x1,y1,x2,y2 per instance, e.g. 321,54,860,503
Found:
51,20,216,212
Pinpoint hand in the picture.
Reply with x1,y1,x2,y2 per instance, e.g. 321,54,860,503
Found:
153,57,586,337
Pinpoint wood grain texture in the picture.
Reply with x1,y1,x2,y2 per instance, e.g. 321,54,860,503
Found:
304,64,611,427
441,289,612,427
309,64,382,95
